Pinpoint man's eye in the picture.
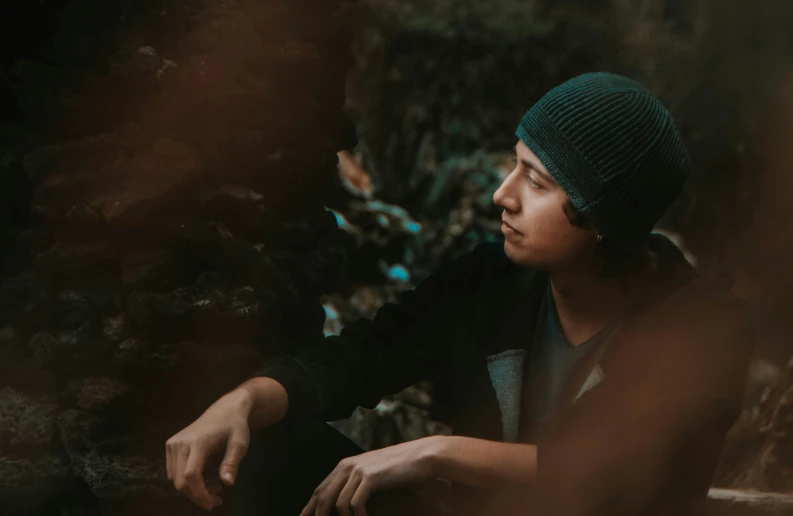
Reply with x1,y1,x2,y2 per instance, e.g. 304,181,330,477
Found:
526,174,542,189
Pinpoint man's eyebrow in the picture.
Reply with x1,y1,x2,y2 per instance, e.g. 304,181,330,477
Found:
514,144,553,182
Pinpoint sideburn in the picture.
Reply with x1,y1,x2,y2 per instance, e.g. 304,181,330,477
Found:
561,199,654,278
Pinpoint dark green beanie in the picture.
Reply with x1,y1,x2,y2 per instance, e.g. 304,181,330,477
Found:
516,72,691,249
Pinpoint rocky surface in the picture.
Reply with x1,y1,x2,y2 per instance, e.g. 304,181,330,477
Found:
0,1,358,515
715,357,793,492
707,488,793,516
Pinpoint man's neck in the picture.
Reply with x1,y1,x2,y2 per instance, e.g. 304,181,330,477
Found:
548,264,632,346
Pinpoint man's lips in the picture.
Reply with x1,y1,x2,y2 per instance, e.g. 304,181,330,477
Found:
501,219,523,235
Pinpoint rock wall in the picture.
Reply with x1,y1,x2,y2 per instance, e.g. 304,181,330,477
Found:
716,357,793,492
0,1,358,515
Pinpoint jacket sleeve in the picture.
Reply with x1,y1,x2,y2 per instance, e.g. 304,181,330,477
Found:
250,242,502,422
531,274,754,515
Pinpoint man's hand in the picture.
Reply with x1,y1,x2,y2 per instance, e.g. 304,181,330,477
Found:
300,436,443,516
165,388,254,511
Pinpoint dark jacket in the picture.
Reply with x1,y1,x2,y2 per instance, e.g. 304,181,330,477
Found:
254,234,753,515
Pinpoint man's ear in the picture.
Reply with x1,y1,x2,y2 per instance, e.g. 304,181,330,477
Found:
561,199,593,230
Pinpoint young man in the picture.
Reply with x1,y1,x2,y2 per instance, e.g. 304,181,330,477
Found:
165,72,753,516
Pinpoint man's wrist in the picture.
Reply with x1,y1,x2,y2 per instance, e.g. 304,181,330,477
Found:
236,376,289,429
232,383,256,416
423,435,451,477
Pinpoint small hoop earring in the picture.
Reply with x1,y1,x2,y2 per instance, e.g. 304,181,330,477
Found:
596,233,603,244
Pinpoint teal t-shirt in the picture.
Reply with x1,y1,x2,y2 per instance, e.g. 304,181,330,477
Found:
523,280,614,438
486,279,614,442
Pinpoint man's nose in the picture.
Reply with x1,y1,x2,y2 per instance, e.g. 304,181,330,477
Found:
493,170,520,212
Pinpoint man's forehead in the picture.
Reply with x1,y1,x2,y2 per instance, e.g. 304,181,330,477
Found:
514,140,538,160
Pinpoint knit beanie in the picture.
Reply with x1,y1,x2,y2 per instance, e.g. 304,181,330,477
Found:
516,72,691,250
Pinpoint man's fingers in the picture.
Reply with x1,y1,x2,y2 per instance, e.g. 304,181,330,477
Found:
183,447,214,511
207,482,224,508
301,492,318,516
165,441,174,481
315,472,349,516
350,479,373,516
301,471,332,516
335,474,362,516
210,493,224,508
308,467,348,516
219,428,249,486
173,444,190,494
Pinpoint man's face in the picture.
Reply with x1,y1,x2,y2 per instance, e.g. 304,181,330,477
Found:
492,140,597,269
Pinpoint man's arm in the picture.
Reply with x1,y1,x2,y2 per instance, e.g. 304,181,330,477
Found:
164,244,505,511
429,436,537,490
296,434,536,516
250,242,503,423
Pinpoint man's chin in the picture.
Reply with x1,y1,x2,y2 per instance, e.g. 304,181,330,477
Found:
503,241,546,268
503,241,527,264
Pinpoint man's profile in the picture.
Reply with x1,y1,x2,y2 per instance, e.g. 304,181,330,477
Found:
165,72,752,516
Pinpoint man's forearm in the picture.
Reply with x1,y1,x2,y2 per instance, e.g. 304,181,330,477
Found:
427,435,537,491
236,376,289,429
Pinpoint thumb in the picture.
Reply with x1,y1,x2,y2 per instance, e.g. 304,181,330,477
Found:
219,428,249,487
